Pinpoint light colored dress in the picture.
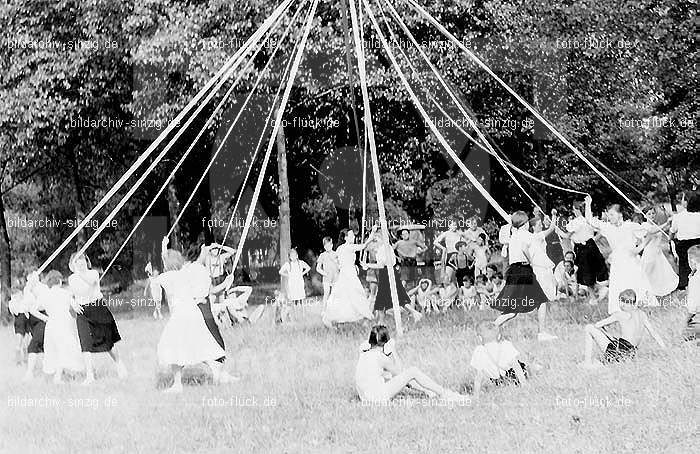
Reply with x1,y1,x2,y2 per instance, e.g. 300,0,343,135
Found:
322,243,372,324
640,223,678,297
530,231,557,300
592,220,652,313
355,348,391,402
36,284,84,374
281,260,307,301
155,264,226,366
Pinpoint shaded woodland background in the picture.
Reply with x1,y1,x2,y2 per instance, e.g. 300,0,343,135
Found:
0,0,697,319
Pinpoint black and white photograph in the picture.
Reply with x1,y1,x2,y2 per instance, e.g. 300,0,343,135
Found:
0,0,697,452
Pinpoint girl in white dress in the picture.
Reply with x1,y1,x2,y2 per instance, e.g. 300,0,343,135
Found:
529,210,560,301
355,325,465,403
279,248,310,304
26,271,84,383
151,240,227,393
640,206,678,297
585,197,652,313
322,227,377,327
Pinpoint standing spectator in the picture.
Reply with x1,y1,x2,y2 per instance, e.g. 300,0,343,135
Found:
671,192,700,290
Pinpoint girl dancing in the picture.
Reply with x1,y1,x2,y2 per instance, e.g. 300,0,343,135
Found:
68,252,127,384
491,211,557,341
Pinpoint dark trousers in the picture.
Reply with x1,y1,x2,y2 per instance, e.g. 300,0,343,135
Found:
676,238,700,289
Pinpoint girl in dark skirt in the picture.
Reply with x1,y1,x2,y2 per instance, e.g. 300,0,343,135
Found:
10,292,31,364
362,234,422,324
68,252,127,384
491,211,557,342
573,239,609,287
21,285,48,380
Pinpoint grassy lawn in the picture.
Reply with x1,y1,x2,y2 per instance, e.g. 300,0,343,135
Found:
1,296,697,453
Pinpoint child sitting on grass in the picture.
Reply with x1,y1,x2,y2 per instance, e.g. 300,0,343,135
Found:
683,245,699,341
407,279,439,313
355,325,465,403
475,274,493,309
470,321,527,399
460,277,478,310
580,288,667,369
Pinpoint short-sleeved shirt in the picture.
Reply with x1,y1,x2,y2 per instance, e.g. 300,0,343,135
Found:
507,227,533,265
317,251,339,282
437,230,464,254
394,239,423,259
566,217,595,244
68,270,103,304
470,340,519,380
671,211,700,240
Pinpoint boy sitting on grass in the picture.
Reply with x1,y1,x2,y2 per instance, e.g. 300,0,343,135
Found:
683,245,699,341
580,288,667,369
470,321,528,399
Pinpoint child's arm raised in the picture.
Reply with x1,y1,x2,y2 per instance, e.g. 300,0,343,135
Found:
642,313,667,349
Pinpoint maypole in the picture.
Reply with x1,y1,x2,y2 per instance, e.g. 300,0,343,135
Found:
348,0,404,335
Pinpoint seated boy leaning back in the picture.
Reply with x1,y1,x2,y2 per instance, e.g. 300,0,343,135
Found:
580,289,667,368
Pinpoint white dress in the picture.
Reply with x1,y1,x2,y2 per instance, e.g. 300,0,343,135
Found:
155,266,226,366
640,223,678,297
355,349,390,402
281,261,307,301
593,220,652,313
322,243,372,324
530,231,557,301
37,284,84,374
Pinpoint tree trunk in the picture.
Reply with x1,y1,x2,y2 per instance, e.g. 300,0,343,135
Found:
0,194,12,324
167,181,181,250
277,126,291,295
68,149,87,246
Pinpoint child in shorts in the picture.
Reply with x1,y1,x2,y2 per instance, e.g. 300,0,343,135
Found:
470,321,527,399
580,289,667,368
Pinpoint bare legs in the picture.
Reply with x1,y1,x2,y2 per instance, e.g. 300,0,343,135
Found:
23,353,39,381
581,324,610,368
166,365,184,393
493,305,557,341
82,347,128,385
384,367,462,401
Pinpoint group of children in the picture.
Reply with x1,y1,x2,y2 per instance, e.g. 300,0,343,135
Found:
11,252,127,384
352,196,700,403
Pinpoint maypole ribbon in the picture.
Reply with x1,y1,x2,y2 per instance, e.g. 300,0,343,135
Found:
101,0,304,277
225,0,320,292
350,0,404,335
404,0,656,222
72,0,299,261
214,8,307,270
363,0,510,221
376,0,543,213
36,0,296,274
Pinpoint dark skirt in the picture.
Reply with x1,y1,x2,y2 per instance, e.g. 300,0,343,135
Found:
676,238,700,289
76,301,121,353
14,313,30,335
374,267,411,312
197,301,226,363
27,313,47,354
211,275,227,287
491,263,547,314
574,239,609,286
456,266,474,287
491,361,528,387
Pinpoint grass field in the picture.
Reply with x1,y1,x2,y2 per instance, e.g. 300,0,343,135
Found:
1,295,697,454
